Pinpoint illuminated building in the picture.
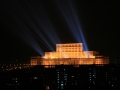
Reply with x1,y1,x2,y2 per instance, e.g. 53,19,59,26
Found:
30,43,109,65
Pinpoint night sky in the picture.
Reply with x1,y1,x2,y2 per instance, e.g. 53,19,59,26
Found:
0,0,120,63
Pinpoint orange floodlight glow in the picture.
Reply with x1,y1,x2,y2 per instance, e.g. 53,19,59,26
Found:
30,43,109,66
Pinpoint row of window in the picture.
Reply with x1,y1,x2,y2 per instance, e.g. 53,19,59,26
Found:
57,45,82,47
57,50,82,52
57,47,82,49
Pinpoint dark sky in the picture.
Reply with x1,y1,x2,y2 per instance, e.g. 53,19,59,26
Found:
0,0,120,62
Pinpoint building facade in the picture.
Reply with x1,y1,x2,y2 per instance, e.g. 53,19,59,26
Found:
30,43,109,65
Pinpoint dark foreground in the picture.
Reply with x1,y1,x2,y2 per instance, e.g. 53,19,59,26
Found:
0,64,120,90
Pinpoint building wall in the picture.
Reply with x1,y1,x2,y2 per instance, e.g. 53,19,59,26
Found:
43,43,99,59
30,58,109,66
30,59,37,65
30,43,109,65
43,52,96,59
56,43,83,52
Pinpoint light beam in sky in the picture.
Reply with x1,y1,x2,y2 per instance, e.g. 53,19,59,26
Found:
13,1,61,54
56,0,88,51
